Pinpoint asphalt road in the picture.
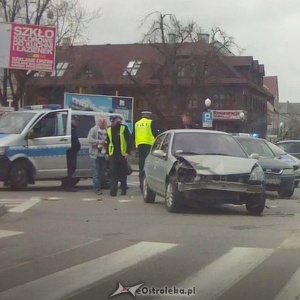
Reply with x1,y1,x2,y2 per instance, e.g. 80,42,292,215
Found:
1,175,300,300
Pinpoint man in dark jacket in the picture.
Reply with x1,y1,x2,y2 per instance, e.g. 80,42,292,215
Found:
181,111,197,129
106,115,132,196
63,117,81,191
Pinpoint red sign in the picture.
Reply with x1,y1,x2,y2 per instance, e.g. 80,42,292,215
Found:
212,110,245,120
8,23,56,72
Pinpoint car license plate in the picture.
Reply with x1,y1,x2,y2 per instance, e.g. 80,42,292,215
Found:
265,175,281,185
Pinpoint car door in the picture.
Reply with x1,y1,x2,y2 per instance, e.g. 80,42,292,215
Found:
72,114,97,177
145,134,165,192
155,133,172,195
26,109,71,179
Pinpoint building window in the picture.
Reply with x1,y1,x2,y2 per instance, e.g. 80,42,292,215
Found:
123,60,142,76
51,62,69,77
214,94,225,109
178,67,185,77
33,71,46,77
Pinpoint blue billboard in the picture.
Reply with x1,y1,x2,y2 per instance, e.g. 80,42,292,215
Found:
64,93,134,131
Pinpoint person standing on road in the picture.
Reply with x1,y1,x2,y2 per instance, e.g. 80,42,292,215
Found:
106,114,132,196
88,117,107,195
64,117,81,191
181,111,197,129
132,111,158,193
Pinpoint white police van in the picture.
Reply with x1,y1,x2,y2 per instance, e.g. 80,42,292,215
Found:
0,105,125,190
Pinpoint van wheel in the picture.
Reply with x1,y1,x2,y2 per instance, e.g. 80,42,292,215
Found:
10,161,29,191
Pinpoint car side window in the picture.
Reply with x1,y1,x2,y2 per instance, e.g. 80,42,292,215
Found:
32,111,64,137
151,134,165,153
161,133,171,154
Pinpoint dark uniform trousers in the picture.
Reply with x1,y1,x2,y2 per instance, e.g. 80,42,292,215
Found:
109,155,127,193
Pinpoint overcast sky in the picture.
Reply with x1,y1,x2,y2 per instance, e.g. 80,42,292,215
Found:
85,0,300,103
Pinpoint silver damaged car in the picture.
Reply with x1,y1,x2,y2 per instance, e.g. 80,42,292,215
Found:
143,129,266,215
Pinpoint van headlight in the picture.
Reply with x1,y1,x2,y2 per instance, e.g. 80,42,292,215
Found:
249,165,265,181
0,147,7,156
282,168,294,175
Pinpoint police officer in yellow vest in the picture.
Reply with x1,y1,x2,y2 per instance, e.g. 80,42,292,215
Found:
106,114,132,196
133,111,158,193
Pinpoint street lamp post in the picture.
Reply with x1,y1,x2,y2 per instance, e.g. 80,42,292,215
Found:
279,122,284,141
202,98,213,129
240,111,245,133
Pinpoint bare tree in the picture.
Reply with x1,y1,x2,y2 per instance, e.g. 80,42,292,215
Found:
128,12,244,128
0,0,101,107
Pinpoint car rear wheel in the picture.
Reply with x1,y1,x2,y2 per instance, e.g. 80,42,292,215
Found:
165,176,183,213
10,161,29,191
142,176,156,203
245,193,266,215
278,187,294,198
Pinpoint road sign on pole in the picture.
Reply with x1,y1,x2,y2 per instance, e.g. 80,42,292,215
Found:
202,111,213,128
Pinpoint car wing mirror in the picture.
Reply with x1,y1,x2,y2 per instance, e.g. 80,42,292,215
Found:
250,153,260,160
153,149,167,158
25,129,34,140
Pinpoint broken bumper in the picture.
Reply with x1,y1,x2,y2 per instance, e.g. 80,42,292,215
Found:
178,180,263,194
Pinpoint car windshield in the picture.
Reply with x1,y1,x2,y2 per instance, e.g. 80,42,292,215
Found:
266,141,286,155
237,138,275,158
0,112,36,134
172,132,247,157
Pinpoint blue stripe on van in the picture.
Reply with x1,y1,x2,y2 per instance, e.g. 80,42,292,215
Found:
7,146,89,157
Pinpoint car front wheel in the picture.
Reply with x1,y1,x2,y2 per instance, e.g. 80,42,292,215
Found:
278,187,294,198
165,176,183,213
142,176,156,203
10,161,29,191
245,193,266,215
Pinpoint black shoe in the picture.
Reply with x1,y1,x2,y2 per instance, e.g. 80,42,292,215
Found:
64,186,77,192
110,190,117,196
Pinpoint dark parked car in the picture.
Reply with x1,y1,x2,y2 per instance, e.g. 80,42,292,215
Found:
235,136,295,198
276,140,300,160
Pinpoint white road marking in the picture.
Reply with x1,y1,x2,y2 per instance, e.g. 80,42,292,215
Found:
279,233,300,249
43,197,63,201
82,198,101,201
0,241,177,300
160,247,274,300
0,230,23,239
118,199,133,202
274,267,300,300
8,197,40,213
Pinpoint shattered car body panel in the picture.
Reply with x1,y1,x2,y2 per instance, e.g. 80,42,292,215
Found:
175,155,263,194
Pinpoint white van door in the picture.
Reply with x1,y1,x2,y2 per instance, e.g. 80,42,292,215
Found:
26,109,71,179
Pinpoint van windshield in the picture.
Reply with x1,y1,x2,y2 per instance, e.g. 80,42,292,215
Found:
0,112,36,134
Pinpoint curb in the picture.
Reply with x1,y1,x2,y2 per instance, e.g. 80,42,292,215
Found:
0,205,7,217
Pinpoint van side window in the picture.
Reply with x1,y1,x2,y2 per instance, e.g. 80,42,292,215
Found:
32,111,66,137
74,115,96,138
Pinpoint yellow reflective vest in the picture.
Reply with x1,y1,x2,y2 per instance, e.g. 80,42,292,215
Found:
107,125,126,156
134,118,155,147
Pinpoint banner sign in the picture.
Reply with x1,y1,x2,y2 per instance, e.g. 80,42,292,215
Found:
211,110,246,120
64,93,134,132
0,22,56,72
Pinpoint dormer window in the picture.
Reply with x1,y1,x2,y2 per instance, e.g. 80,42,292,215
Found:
123,60,142,76
51,62,69,77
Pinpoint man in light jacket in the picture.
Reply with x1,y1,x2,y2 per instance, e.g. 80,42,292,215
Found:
88,117,107,195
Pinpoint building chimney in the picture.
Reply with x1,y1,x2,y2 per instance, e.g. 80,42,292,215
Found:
168,33,177,43
62,37,71,49
198,33,210,43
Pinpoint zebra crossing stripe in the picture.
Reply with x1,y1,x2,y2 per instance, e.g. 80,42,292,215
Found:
0,241,177,300
159,247,274,300
8,197,40,213
0,230,23,239
274,267,300,300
